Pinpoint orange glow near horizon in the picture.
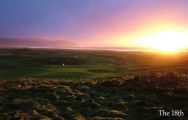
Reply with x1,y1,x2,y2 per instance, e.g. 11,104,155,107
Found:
112,23,188,53
135,29,188,52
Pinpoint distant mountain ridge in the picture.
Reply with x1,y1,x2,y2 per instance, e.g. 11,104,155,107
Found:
0,37,78,48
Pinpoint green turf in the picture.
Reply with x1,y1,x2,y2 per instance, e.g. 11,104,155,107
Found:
0,48,187,80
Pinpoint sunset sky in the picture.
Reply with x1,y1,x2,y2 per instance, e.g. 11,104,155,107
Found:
0,0,188,48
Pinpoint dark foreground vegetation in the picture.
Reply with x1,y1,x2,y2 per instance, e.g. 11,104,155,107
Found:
0,71,187,120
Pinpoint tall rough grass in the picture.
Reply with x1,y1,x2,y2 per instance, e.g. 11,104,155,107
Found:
0,71,187,120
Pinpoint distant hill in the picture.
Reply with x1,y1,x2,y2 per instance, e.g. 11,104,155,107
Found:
0,37,78,48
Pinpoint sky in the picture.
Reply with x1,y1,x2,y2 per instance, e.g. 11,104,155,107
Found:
0,0,188,47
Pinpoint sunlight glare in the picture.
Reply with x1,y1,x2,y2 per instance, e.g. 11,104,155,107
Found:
135,30,188,52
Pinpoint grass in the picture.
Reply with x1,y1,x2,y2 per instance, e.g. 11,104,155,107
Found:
0,49,188,119
0,71,187,120
0,49,143,80
1,48,186,80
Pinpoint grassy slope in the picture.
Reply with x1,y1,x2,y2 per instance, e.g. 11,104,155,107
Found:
0,49,187,80
0,49,128,79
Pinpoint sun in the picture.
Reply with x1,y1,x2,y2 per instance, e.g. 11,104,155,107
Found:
136,30,188,52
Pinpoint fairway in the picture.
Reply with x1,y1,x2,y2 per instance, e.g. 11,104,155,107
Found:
0,49,186,80
0,49,134,80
